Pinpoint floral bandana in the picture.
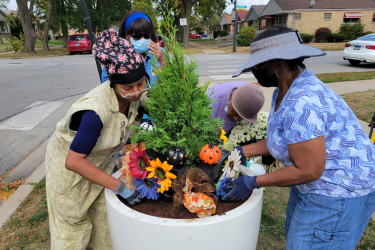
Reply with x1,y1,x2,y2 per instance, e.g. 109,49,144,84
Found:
93,29,145,83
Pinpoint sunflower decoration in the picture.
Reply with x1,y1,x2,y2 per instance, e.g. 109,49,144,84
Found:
133,177,161,200
147,158,177,193
129,146,150,179
220,127,228,144
220,149,242,180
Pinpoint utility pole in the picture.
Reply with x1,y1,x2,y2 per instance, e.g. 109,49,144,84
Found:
233,0,237,53
80,0,102,82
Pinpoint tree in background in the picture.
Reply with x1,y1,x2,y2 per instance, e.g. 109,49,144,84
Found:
155,0,226,48
133,0,158,30
4,12,23,38
49,0,131,48
15,0,37,53
35,0,52,50
0,0,9,9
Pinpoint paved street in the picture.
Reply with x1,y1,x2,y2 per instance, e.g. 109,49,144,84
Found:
0,51,375,178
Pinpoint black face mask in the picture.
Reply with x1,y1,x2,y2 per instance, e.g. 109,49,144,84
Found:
253,62,279,88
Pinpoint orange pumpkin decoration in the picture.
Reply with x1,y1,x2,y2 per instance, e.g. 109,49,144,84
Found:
199,144,221,165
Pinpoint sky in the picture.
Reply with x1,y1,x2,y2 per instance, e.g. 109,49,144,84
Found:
6,0,270,13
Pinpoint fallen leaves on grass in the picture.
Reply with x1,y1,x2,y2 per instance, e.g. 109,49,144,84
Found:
0,180,26,202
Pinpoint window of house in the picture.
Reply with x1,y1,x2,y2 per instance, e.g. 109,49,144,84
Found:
343,18,360,24
294,13,301,20
324,13,332,20
372,17,375,23
0,21,7,32
277,15,286,26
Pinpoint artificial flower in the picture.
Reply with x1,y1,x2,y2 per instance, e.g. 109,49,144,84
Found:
147,158,177,193
134,177,161,200
220,127,228,144
221,149,242,179
129,147,150,179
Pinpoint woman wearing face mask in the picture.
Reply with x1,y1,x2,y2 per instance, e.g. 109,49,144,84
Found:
45,30,148,250
220,26,375,249
101,10,166,88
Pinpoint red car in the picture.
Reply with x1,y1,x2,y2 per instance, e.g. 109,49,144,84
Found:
156,34,164,47
67,34,92,55
189,32,201,39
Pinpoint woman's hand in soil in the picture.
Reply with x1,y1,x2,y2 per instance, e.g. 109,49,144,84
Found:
148,41,166,67
114,181,143,205
222,176,259,201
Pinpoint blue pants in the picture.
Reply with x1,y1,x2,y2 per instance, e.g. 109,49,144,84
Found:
285,186,375,250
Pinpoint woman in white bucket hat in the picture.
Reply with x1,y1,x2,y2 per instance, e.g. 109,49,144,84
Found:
219,26,375,249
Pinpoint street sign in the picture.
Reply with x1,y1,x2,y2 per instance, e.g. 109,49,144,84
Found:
237,5,247,8
180,18,187,26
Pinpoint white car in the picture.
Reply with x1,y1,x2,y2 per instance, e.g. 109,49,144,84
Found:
342,34,375,66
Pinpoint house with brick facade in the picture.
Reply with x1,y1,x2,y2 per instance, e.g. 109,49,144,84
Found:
245,5,267,31
259,0,375,35
220,14,233,34
231,10,248,33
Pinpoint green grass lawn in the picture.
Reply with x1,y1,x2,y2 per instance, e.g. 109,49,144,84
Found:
0,40,64,53
341,89,375,124
189,39,218,47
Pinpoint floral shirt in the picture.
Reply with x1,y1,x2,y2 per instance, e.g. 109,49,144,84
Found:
266,69,375,198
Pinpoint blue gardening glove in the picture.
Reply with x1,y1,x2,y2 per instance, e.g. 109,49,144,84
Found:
234,146,247,166
222,176,259,201
114,181,143,205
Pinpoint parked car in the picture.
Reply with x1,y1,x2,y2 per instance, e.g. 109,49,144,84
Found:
67,34,92,55
156,34,164,48
189,32,201,39
342,33,375,66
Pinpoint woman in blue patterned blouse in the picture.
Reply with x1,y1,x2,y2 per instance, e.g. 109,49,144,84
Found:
223,26,375,249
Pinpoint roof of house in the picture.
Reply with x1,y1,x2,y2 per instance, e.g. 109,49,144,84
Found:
3,9,17,15
274,0,375,11
237,10,248,20
224,14,232,23
253,5,267,15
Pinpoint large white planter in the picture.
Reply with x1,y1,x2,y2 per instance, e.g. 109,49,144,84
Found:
105,170,263,250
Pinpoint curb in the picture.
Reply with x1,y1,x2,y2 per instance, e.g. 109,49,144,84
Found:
1,139,49,183
0,162,46,229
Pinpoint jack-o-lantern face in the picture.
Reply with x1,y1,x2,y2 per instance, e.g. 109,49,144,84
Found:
199,144,221,165
166,146,187,166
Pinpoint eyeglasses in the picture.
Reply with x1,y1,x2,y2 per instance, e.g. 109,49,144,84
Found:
117,77,150,99
131,33,151,41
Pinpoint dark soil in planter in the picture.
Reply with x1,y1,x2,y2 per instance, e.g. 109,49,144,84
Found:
117,194,249,219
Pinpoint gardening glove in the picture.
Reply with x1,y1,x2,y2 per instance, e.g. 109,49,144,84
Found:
114,181,143,205
222,176,259,201
234,146,247,166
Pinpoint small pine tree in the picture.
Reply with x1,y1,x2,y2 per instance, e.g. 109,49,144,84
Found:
130,6,223,166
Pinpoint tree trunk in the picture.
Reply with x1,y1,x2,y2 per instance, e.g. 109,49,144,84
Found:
16,0,36,53
43,0,52,51
62,27,68,48
178,0,193,49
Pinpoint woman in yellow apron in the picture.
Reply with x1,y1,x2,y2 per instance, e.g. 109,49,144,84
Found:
45,29,148,250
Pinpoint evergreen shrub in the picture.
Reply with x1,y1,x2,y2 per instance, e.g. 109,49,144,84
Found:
130,7,223,166
329,33,345,42
300,33,313,43
237,26,256,46
220,30,228,37
339,22,365,41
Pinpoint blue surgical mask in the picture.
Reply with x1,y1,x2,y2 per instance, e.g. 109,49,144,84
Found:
130,37,150,53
